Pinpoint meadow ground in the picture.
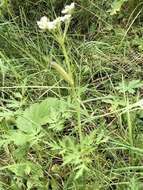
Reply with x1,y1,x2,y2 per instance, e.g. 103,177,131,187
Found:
0,1,143,189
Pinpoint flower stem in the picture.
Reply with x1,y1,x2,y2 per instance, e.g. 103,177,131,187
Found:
61,43,83,142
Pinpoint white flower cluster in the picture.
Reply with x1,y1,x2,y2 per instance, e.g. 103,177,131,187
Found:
37,2,75,31
61,2,75,14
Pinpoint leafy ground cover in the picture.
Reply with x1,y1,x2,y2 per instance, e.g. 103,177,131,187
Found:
0,0,143,189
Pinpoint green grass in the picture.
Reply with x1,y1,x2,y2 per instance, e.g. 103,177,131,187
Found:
0,0,143,189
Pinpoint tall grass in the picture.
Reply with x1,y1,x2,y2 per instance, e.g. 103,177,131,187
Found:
0,0,143,189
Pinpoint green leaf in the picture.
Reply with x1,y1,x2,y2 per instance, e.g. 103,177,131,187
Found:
0,111,14,121
6,131,37,146
13,145,29,161
116,80,142,94
74,164,89,180
16,98,71,133
110,0,128,15
102,95,125,110
8,162,31,177
8,162,43,178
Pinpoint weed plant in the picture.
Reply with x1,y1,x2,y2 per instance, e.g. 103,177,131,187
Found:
0,1,143,190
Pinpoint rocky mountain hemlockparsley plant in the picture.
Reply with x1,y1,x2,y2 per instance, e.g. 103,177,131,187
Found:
37,2,84,143
37,2,83,143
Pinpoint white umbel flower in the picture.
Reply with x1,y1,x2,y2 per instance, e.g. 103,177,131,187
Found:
37,16,49,30
47,21,57,30
37,16,61,31
60,14,71,22
62,2,75,14
47,17,61,30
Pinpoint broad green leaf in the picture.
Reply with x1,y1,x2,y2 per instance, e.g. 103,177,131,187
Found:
6,131,35,146
110,0,128,15
0,129,43,148
16,98,71,133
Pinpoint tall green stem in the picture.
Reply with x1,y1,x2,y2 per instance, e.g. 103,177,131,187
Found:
61,43,72,78
126,97,134,164
127,108,133,146
61,42,83,142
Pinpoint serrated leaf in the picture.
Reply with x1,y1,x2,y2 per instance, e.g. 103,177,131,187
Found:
16,98,71,133
116,80,142,94
74,164,89,179
110,0,127,15
8,162,43,178
9,163,30,177
0,111,14,121
6,131,33,146
13,145,29,161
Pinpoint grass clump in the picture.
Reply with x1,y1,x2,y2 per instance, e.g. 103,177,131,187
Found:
0,0,143,189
